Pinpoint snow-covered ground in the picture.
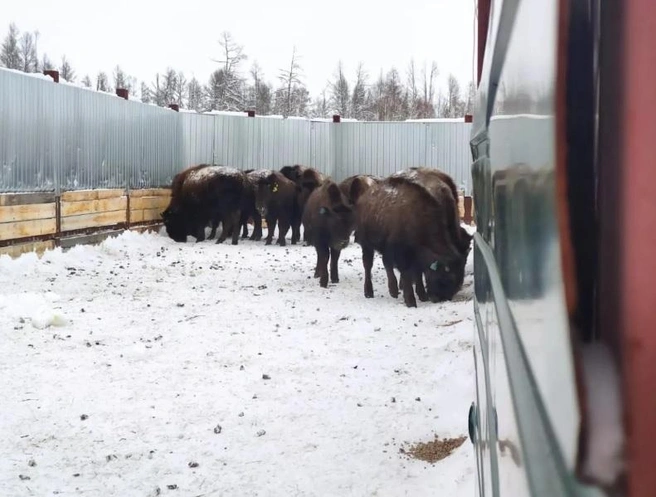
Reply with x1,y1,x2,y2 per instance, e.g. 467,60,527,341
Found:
0,227,476,497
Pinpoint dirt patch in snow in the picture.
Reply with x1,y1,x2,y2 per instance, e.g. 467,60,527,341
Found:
400,435,467,464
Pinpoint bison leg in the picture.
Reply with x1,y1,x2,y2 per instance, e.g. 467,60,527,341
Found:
250,212,263,241
316,246,330,288
229,211,241,245
330,247,341,284
194,221,206,242
400,269,418,308
277,218,290,247
241,221,249,239
291,218,302,245
382,253,399,298
265,216,276,245
216,221,228,244
414,268,428,302
208,219,218,240
362,246,375,298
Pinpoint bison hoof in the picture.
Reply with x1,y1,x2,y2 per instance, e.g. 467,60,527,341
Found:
231,240,238,246
417,293,429,302
320,278,328,288
265,239,272,246
389,290,399,299
278,241,286,247
365,291,374,299
404,299,418,308
331,277,339,284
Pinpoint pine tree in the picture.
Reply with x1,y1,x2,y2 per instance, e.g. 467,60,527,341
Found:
187,77,204,111
351,63,368,120
1,23,22,69
140,81,152,103
175,71,187,107
329,61,350,118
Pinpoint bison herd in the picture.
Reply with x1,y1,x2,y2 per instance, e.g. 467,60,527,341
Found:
161,164,472,307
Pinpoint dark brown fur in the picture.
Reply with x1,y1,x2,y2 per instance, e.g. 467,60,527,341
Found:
355,176,467,307
302,181,355,288
254,171,298,246
280,166,326,243
162,165,245,244
339,175,381,204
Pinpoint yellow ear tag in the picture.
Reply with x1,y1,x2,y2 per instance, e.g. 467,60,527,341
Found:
272,183,279,193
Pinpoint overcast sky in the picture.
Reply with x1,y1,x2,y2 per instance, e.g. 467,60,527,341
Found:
4,0,476,96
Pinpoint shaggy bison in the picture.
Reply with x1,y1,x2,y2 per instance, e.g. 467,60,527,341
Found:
302,180,355,288
162,165,245,244
239,169,263,241
280,165,326,243
253,170,298,246
390,168,473,296
353,174,468,307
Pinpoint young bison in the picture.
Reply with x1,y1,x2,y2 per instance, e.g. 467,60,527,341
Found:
280,165,326,243
354,176,467,307
254,170,298,246
302,181,355,288
162,165,244,244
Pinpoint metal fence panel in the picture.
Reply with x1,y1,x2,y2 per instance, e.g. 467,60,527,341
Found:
1,69,474,194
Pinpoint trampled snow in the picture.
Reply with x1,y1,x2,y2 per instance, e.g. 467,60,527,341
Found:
0,227,476,496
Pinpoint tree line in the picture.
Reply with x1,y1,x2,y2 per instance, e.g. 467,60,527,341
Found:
1,23,475,120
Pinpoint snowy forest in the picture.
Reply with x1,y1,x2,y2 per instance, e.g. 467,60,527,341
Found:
1,23,475,120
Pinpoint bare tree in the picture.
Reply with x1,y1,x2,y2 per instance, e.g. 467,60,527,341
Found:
19,31,38,72
40,53,54,71
96,72,111,92
464,81,476,115
60,55,75,82
206,31,246,111
441,74,465,118
246,62,272,115
278,46,303,117
1,23,22,69
140,81,152,103
311,88,330,119
81,75,92,88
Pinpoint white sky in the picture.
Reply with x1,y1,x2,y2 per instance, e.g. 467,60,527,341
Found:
3,0,476,97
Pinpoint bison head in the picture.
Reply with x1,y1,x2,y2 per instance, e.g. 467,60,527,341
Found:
423,256,467,302
319,183,355,250
254,173,281,218
161,205,188,243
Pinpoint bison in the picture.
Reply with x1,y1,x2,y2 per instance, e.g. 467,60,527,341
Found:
338,174,381,205
253,170,298,246
302,180,355,288
280,165,326,243
353,175,468,307
390,168,473,297
162,165,245,245
239,169,263,241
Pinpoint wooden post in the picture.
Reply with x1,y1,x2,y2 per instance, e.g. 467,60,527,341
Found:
44,70,60,83
116,88,129,100
464,114,473,123
332,114,341,123
168,104,180,112
464,196,474,225
477,0,491,86
246,110,255,117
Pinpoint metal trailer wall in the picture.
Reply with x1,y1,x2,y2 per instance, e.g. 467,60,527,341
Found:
1,69,474,194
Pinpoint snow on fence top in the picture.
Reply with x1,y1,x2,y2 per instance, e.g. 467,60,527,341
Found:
0,68,473,194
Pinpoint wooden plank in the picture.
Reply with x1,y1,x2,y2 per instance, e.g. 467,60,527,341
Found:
0,192,56,206
141,208,163,222
60,189,124,202
130,196,170,211
0,203,56,223
0,240,55,259
129,188,172,197
61,210,126,232
59,230,123,249
61,197,127,217
0,218,57,241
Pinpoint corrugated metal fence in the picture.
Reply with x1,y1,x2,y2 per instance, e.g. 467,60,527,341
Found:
0,68,474,194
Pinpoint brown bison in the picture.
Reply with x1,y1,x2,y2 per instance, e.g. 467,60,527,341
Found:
253,170,298,246
239,169,263,241
353,175,468,307
338,174,381,204
280,165,326,243
390,167,473,296
162,165,245,244
302,180,356,288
